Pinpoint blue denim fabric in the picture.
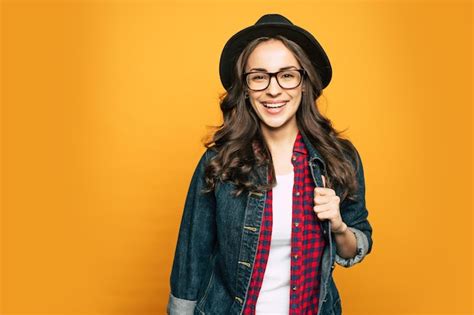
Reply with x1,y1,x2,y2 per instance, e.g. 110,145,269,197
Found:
167,130,373,315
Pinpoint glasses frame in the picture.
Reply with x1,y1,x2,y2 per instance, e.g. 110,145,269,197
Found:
243,68,306,92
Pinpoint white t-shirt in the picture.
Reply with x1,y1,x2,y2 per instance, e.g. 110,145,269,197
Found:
255,170,294,314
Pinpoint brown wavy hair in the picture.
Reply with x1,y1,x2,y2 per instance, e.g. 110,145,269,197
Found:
201,35,361,204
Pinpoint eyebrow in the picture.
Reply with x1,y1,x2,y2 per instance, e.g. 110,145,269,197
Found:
247,66,298,72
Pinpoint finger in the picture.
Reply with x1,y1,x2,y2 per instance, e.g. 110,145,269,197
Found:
315,210,328,220
313,205,333,220
314,187,336,196
314,204,338,220
314,194,331,205
322,175,326,188
313,203,332,214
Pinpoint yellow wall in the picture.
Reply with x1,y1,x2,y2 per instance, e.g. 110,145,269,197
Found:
1,1,472,314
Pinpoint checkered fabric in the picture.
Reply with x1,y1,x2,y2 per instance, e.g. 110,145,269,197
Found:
242,130,327,314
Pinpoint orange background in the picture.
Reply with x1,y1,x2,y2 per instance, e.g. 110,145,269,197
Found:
1,1,472,314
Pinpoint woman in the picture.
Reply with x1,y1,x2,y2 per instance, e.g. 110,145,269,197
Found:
167,14,373,315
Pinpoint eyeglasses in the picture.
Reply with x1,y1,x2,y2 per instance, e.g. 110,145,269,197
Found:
243,68,306,91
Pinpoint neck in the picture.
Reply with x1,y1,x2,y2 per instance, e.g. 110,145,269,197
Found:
260,119,299,154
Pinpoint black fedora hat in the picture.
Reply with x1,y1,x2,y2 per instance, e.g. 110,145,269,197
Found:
219,13,332,92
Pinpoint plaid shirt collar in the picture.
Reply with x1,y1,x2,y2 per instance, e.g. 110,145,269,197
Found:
293,130,308,155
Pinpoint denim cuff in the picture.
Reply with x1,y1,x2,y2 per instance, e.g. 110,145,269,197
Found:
167,292,197,315
334,227,369,268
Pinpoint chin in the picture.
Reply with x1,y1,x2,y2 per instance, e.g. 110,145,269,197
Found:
261,118,289,129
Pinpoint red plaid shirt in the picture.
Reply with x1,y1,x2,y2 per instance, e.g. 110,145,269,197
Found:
243,130,326,314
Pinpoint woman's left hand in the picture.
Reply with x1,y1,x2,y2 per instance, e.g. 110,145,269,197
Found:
313,175,346,233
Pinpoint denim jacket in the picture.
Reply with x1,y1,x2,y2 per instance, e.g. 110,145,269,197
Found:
167,130,373,315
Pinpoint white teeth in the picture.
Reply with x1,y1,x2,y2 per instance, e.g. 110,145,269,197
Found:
262,102,287,108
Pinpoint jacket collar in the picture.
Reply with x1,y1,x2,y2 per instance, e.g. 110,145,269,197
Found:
298,128,327,170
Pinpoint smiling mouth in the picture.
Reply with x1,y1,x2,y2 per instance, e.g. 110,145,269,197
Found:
261,101,287,109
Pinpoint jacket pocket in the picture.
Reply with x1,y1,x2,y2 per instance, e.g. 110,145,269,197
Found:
196,266,216,312
194,264,235,314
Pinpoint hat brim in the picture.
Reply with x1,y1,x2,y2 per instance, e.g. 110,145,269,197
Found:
219,23,332,91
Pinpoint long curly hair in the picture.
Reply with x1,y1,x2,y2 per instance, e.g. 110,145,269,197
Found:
202,35,361,204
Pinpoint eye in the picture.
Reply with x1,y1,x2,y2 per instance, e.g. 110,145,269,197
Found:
281,72,295,78
248,73,268,81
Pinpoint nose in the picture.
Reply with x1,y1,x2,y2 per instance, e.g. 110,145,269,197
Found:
266,75,282,95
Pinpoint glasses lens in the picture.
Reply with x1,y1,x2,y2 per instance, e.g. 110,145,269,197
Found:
247,72,270,91
277,70,302,89
246,70,302,91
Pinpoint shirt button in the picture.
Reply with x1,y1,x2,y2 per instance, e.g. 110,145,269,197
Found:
292,155,297,162
293,255,298,260
292,286,297,291
294,222,299,227
295,191,300,196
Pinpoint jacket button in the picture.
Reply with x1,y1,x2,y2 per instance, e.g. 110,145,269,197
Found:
331,264,335,269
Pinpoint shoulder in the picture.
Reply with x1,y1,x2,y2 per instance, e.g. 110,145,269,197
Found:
205,146,218,158
192,147,218,173
195,147,218,162
200,147,218,167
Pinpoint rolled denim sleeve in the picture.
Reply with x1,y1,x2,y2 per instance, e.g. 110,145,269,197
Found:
334,227,370,267
334,147,373,268
167,149,217,314
167,292,197,315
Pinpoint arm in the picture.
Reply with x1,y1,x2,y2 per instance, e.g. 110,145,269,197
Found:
333,147,373,268
167,150,217,314
332,222,358,259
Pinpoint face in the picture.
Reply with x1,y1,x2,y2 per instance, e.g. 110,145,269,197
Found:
244,39,304,133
